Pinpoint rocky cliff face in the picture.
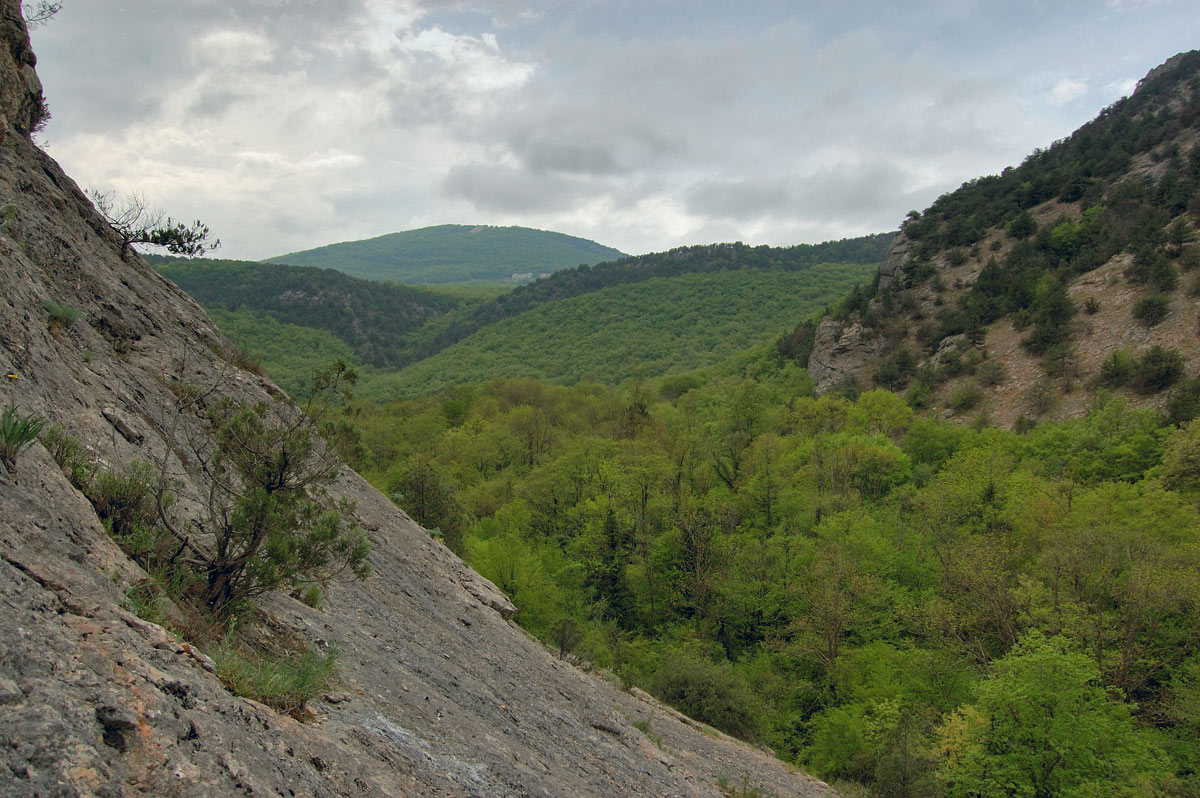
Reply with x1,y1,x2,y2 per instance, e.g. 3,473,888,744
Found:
0,4,832,796
0,0,42,135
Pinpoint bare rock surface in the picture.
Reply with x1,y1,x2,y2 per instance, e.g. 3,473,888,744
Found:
0,4,833,796
808,318,884,396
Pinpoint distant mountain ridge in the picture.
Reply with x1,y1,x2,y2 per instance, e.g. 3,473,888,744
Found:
266,223,626,284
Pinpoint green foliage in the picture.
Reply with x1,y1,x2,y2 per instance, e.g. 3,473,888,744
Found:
43,372,367,717
266,224,626,284
873,349,917,390
1101,348,1137,387
0,404,46,475
1162,418,1200,491
385,456,466,553
937,632,1167,797
40,299,77,329
385,267,874,394
195,364,371,611
89,190,219,258
652,646,763,741
1022,276,1076,355
155,256,461,369
174,244,883,397
947,381,983,413
87,460,160,538
123,582,173,627
889,55,1200,366
348,322,1200,792
40,424,98,487
1126,249,1179,291
1007,210,1038,240
1133,346,1185,393
425,236,890,364
1133,294,1171,326
1165,377,1200,426
213,641,338,717
204,308,361,398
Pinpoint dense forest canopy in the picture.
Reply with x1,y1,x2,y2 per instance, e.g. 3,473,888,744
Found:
345,353,1200,795
150,255,463,369
160,236,889,399
325,51,1200,797
381,264,877,395
423,234,895,358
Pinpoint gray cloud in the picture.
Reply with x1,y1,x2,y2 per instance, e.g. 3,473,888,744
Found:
686,161,926,225
685,179,792,221
441,161,577,212
26,0,1200,260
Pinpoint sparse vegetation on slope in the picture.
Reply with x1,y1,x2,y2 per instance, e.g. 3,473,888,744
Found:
790,50,1200,424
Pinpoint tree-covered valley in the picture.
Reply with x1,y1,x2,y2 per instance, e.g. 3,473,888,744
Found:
148,45,1200,798
161,235,889,398
344,351,1200,795
15,1,1200,795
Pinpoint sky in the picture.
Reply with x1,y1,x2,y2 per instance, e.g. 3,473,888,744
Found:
25,0,1200,261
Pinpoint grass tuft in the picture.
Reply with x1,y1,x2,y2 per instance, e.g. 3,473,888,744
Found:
213,642,338,718
0,404,47,474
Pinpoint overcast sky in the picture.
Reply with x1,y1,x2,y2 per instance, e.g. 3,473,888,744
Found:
26,1,1200,261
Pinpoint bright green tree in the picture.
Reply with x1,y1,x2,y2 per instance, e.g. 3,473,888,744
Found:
937,632,1167,797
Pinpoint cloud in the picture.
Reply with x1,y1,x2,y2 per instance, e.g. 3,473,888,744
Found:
441,161,577,212
685,161,927,226
28,0,1200,260
685,179,792,221
1105,0,1165,10
1045,77,1089,106
1104,77,1139,99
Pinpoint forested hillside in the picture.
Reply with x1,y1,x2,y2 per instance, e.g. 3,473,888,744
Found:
384,264,877,394
790,51,1200,426
416,235,894,358
151,255,463,368
352,360,1200,796
266,223,625,283
163,238,888,400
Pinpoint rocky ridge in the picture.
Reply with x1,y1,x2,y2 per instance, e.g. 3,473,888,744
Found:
0,5,832,796
805,53,1200,427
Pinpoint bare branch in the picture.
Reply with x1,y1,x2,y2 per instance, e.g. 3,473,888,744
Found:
23,1,62,27
88,189,220,259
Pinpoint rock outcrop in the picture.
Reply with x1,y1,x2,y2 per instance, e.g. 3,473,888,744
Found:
874,229,914,293
0,4,832,795
0,0,43,135
809,229,911,395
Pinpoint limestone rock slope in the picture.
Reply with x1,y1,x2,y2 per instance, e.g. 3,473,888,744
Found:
0,5,831,796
